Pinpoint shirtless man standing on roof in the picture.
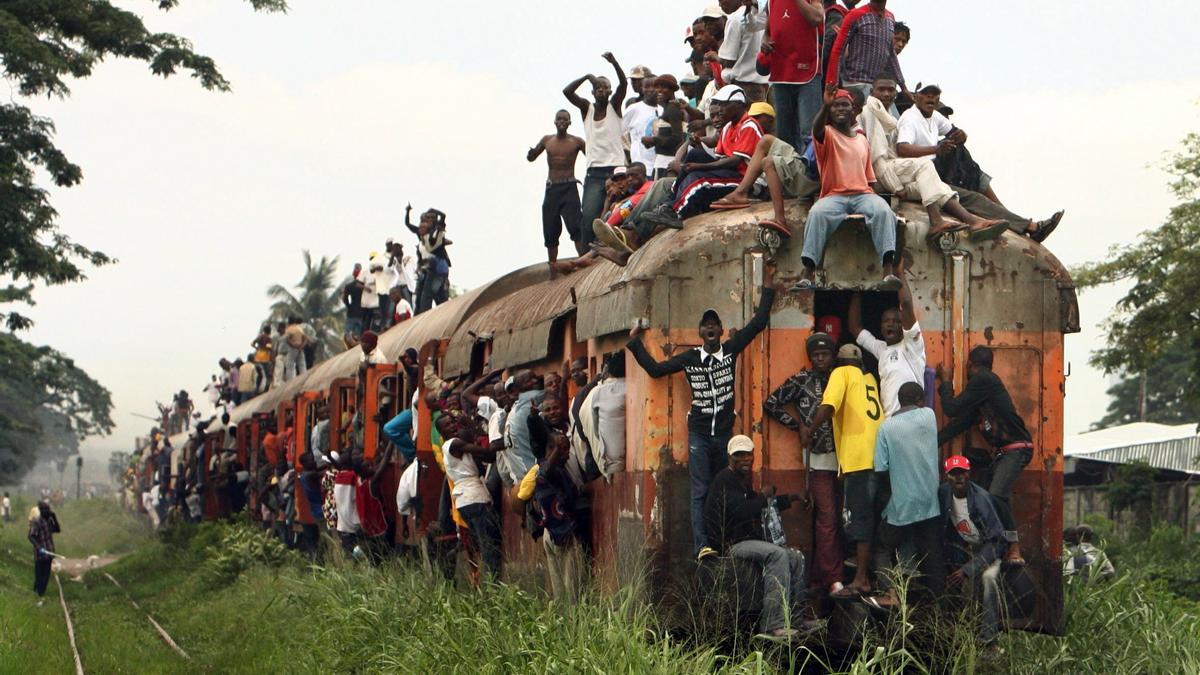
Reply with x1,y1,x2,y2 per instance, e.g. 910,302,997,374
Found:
528,110,587,266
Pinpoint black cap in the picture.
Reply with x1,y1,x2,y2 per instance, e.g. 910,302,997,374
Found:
806,332,836,355
700,308,722,326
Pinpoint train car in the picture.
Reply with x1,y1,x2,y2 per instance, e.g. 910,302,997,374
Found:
225,199,1077,634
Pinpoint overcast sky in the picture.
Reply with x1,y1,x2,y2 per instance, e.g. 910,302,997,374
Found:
14,1,1200,464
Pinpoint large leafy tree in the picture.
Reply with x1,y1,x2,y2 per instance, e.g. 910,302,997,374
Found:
0,332,113,482
267,250,346,362
1076,131,1200,427
1,0,286,482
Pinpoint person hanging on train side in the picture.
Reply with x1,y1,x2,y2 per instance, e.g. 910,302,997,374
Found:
627,263,777,561
939,455,1006,655
439,414,503,579
763,332,844,595
847,256,926,417
704,435,817,644
802,344,883,599
935,345,1033,567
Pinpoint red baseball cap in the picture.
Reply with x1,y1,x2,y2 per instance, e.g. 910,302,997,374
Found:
944,455,971,473
816,315,843,343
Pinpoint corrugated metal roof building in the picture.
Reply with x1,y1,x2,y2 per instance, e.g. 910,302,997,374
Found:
1065,422,1200,475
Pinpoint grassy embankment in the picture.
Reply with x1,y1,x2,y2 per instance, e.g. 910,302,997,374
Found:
1,500,1198,674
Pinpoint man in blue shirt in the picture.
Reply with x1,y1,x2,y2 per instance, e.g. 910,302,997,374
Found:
871,382,944,607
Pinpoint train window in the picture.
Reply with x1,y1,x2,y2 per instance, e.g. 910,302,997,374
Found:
812,290,900,378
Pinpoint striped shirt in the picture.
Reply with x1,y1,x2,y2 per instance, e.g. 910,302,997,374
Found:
825,6,905,87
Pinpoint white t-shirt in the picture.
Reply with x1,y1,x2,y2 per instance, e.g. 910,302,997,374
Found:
951,496,980,544
583,102,626,168
897,107,953,155
857,321,926,417
334,477,361,534
394,298,414,322
443,438,490,508
487,408,507,445
622,101,659,172
718,6,768,85
809,450,840,472
401,256,417,293
395,461,419,517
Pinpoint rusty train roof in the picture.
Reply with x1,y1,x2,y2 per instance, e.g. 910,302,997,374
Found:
222,200,1079,424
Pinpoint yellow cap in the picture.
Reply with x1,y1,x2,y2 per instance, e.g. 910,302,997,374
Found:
748,102,776,118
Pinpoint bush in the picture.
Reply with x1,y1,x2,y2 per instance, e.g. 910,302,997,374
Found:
200,523,297,588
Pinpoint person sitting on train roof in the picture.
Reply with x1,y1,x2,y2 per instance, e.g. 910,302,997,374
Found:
859,77,1012,243
792,85,901,293
935,345,1033,567
898,85,1026,232
589,170,679,268
847,258,925,417
707,101,819,232
563,52,628,255
639,85,762,230
763,332,844,595
627,264,777,561
939,454,1006,655
803,344,883,599
502,370,545,488
870,382,945,609
704,434,816,643
438,413,503,579
527,109,586,265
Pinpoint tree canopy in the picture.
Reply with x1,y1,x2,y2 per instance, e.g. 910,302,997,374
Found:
1091,340,1200,430
1,0,285,482
267,250,347,362
1076,131,1200,427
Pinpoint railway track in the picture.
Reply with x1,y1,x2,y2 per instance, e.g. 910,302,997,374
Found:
49,563,190,672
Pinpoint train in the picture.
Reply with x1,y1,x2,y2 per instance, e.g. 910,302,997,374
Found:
146,197,1079,635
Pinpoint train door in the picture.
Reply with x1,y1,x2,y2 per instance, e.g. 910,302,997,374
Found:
293,392,322,527
328,378,356,457
202,434,220,521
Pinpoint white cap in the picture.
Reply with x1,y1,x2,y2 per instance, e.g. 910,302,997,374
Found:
700,5,725,18
727,435,755,456
711,85,747,104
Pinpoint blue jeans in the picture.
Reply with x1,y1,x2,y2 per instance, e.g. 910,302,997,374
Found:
689,431,731,553
581,166,617,249
801,193,897,267
771,79,823,155
989,449,1031,543
416,271,447,314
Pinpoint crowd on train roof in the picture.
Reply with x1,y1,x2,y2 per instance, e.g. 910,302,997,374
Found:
121,0,1084,654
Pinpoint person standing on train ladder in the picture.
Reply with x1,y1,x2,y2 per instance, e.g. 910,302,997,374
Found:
628,264,777,561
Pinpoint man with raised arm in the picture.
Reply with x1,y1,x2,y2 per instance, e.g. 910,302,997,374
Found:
848,256,924,417
563,53,628,253
627,264,777,561
528,110,586,265
792,85,900,292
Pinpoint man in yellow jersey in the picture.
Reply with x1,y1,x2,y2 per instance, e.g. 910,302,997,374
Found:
802,344,883,599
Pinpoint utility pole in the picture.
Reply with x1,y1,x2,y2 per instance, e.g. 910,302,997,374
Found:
1139,372,1148,422
75,456,83,500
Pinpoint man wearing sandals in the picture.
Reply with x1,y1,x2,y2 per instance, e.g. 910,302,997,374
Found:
707,102,819,234
859,77,1007,242
896,84,1063,242
794,86,901,292
936,346,1033,567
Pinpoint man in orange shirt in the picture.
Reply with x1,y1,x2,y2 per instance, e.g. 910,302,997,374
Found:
793,85,900,292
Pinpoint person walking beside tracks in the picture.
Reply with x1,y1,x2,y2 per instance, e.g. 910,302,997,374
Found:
28,501,60,606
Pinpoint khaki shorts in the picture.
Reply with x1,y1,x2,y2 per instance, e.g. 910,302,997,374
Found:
767,139,818,199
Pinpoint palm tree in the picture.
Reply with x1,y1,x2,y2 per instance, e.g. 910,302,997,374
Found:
266,250,347,362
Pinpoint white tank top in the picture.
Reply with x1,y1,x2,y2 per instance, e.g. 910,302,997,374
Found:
584,102,626,168
442,438,490,508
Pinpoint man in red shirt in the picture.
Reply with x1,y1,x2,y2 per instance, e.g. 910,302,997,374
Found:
642,85,763,228
793,86,900,292
745,0,825,154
